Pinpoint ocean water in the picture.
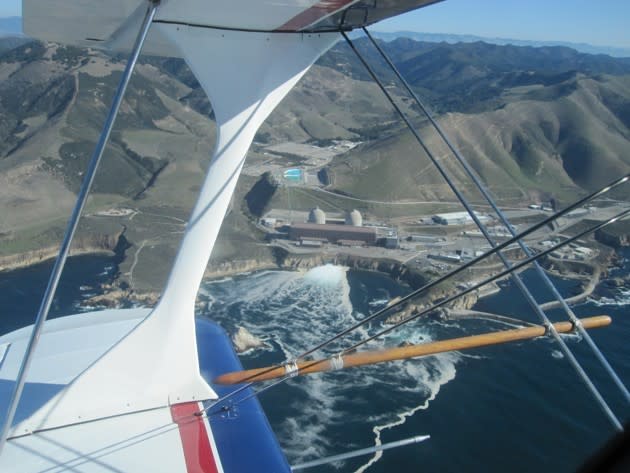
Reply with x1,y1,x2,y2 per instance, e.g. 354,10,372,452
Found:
198,256,630,473
0,255,117,334
1,250,629,472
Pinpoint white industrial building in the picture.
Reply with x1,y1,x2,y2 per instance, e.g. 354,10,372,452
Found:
345,209,363,227
308,207,326,224
432,211,492,226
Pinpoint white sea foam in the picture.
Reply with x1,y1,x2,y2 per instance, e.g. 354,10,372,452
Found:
458,352,488,360
273,338,297,365
74,303,103,312
205,276,234,285
551,350,564,360
587,293,630,307
354,353,458,473
97,264,115,276
303,264,348,287
197,265,460,469
368,298,389,308
584,280,630,307
560,331,581,342
279,374,342,462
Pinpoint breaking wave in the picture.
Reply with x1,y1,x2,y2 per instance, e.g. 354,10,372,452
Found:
197,265,461,470
586,287,630,307
586,250,630,308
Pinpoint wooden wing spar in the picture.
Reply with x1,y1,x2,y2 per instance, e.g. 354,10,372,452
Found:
214,316,612,385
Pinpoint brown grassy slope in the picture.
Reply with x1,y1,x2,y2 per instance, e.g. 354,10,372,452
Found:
258,64,411,144
327,74,630,205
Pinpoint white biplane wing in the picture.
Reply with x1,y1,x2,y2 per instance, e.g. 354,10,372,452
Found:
1,1,443,471
24,0,442,56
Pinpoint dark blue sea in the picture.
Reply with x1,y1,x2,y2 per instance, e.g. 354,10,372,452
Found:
1,250,628,472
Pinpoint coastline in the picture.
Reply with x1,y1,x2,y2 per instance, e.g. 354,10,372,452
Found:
0,230,124,273
539,265,601,310
1,238,622,312
0,246,116,273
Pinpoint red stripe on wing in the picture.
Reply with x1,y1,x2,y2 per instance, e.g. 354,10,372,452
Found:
171,402,219,473
276,0,356,31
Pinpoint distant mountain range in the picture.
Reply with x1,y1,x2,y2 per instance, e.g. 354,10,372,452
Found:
317,37,630,114
369,31,630,59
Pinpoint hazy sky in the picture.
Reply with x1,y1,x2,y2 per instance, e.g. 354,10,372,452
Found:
1,0,629,49
0,1,20,18
373,0,630,49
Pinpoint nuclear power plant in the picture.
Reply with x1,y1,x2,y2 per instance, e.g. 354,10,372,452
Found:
290,208,376,246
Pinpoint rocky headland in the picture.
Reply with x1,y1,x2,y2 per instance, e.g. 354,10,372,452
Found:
231,326,268,353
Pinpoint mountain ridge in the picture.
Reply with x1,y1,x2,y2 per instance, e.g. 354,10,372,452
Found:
370,30,630,59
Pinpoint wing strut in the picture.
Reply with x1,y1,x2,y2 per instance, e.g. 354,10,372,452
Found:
291,434,430,470
0,0,161,453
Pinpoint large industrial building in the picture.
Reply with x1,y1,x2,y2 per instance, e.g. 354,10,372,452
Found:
289,223,376,245
307,207,364,227
432,211,491,225
287,208,381,246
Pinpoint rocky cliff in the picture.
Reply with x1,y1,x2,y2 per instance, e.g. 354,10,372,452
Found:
596,221,630,248
385,288,479,325
274,248,429,290
0,230,124,272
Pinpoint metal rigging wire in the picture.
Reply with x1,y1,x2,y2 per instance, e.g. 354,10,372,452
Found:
202,172,627,411
200,35,630,430
237,209,629,425
361,26,630,405
342,209,630,354
297,178,629,360
207,200,629,427
340,29,623,429
0,2,160,454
